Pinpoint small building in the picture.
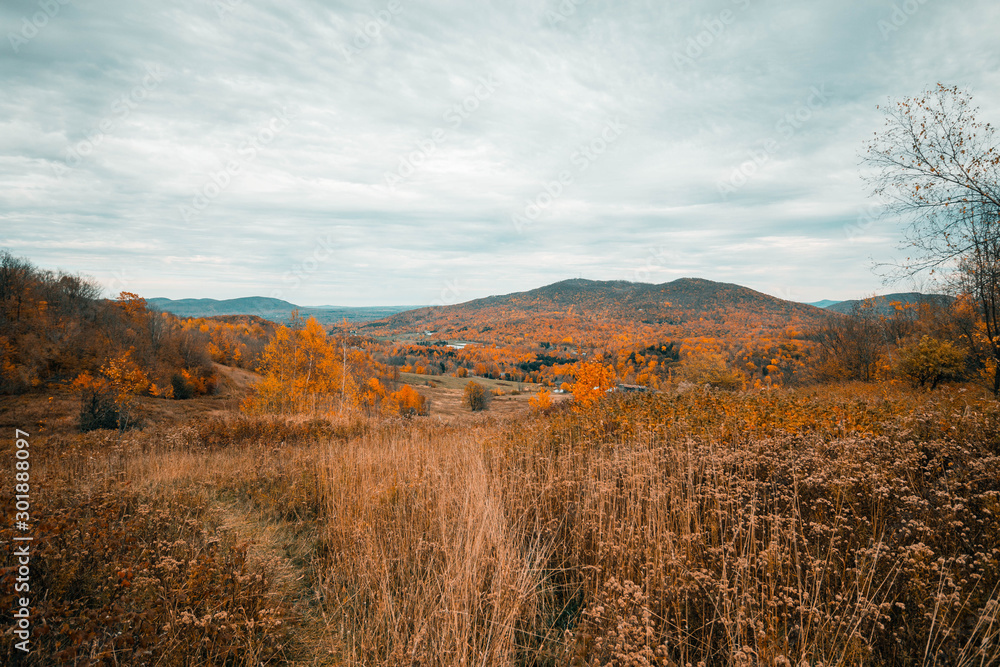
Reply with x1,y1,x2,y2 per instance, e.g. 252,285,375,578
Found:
615,383,651,393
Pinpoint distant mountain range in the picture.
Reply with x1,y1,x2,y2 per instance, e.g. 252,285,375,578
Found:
805,292,953,315
147,297,417,325
147,283,952,340
805,299,841,309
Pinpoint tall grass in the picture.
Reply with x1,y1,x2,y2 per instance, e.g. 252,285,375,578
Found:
312,387,1000,665
3,385,1000,665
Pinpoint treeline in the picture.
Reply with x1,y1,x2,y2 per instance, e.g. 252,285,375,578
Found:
811,297,996,391
0,251,208,397
547,296,997,395
0,250,268,403
0,251,433,426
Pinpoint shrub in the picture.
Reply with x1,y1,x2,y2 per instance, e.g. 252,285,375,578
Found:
897,335,966,389
170,372,195,400
677,350,745,390
78,389,122,432
529,388,552,413
463,381,491,411
392,384,429,416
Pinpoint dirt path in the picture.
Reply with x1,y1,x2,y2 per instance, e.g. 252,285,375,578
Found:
213,500,339,665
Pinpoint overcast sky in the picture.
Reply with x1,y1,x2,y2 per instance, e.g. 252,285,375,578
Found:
1,0,998,306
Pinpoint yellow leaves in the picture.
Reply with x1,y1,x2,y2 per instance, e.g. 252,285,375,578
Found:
391,385,428,416
243,316,347,416
896,336,966,389
101,349,150,404
677,349,745,390
356,377,396,416
570,361,615,410
463,380,491,411
529,388,552,413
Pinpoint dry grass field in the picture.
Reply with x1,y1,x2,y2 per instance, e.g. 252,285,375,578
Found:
3,379,1000,666
397,372,567,418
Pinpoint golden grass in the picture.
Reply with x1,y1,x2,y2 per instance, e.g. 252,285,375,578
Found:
2,383,1000,665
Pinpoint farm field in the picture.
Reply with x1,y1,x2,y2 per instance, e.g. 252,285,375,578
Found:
396,372,568,417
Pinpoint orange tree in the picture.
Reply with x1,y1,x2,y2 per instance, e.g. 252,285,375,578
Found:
74,349,149,432
392,385,428,416
570,361,615,410
243,316,348,415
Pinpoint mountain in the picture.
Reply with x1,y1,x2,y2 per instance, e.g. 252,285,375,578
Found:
148,297,295,317
806,299,841,309
147,297,417,325
824,292,953,315
359,278,833,343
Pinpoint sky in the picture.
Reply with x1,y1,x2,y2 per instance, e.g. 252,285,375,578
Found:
1,0,999,307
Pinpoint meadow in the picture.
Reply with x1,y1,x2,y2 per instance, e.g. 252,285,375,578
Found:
3,380,1000,666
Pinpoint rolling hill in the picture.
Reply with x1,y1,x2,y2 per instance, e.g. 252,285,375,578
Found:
824,292,953,315
805,299,841,309
147,297,417,324
359,278,834,344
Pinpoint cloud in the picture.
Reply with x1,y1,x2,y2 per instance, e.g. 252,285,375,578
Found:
1,0,999,305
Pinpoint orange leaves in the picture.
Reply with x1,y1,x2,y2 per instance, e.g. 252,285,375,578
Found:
71,370,100,392
356,376,427,416
391,385,428,416
570,361,615,410
116,291,147,319
100,349,150,404
243,317,348,416
529,388,552,413
73,348,150,431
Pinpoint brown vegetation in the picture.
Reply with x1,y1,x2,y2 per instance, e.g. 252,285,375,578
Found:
4,383,1000,665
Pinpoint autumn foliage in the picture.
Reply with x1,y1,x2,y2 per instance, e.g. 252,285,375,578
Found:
5,249,1000,665
528,387,552,412
391,384,429,416
569,360,615,409
896,335,966,389
463,380,491,412
242,316,347,416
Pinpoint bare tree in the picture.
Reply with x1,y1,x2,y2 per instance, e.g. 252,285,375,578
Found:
863,84,1000,394
814,298,915,382
0,250,34,323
